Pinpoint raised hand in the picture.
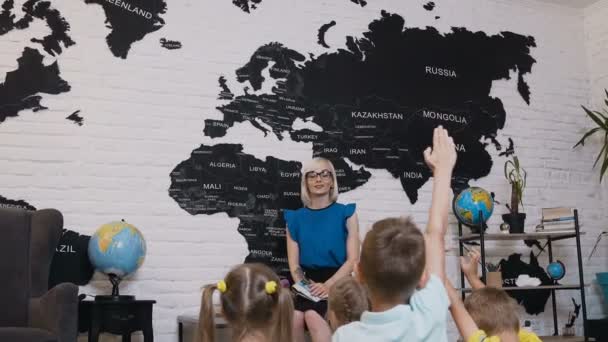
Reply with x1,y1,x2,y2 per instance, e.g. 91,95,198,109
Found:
460,248,481,278
423,126,457,175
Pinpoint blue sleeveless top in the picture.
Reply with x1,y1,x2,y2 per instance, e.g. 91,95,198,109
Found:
284,202,356,269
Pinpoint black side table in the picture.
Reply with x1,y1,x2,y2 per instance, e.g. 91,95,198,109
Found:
78,299,156,342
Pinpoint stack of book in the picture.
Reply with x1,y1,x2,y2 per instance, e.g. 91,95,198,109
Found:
537,207,576,232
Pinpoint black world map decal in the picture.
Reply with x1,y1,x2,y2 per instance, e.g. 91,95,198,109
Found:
0,47,71,123
0,0,74,122
84,0,167,58
233,0,368,13
169,11,536,274
317,20,337,48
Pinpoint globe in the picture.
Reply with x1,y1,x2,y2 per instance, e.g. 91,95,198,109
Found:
547,261,566,280
88,221,146,278
453,187,494,229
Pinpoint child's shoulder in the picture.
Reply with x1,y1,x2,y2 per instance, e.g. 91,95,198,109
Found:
332,320,365,341
518,329,542,342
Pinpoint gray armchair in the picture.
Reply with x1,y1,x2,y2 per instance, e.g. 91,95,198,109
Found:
0,208,78,342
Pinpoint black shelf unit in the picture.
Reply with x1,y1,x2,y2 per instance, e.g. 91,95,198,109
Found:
457,209,588,340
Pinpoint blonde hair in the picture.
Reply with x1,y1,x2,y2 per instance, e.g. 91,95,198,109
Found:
300,157,339,207
464,287,520,336
198,263,294,342
359,217,425,302
328,276,369,329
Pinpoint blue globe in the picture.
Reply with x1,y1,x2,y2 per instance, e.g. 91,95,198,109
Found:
88,221,146,278
547,261,565,280
453,187,494,228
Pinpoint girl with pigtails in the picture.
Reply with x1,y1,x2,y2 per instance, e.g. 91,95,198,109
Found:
198,263,294,342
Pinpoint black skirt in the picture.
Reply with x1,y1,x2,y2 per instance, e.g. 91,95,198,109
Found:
293,267,339,317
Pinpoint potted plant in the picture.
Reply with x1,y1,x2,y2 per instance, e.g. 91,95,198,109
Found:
502,155,527,233
573,90,608,181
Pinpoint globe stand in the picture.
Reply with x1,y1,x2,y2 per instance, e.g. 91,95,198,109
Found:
95,274,135,302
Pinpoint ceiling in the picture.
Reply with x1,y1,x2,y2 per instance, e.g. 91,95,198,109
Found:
531,0,603,8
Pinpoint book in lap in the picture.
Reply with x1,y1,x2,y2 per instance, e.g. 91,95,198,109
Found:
292,279,326,302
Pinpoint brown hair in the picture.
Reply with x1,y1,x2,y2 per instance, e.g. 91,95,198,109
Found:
328,276,369,329
198,263,294,342
464,287,520,336
359,217,425,302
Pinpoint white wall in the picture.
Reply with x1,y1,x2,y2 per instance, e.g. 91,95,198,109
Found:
0,0,606,340
583,0,608,328
585,0,608,108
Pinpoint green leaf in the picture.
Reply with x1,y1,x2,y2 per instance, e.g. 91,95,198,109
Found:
504,160,512,179
518,186,524,209
574,127,601,148
593,143,606,168
600,150,608,183
583,106,608,130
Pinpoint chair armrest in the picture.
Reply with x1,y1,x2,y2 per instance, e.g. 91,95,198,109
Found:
29,282,79,342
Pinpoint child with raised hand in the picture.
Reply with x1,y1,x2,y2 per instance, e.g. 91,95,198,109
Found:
327,276,369,331
447,249,541,342
332,126,457,342
198,263,294,342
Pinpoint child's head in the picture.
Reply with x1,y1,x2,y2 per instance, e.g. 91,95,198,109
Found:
328,276,369,331
301,157,338,206
358,217,425,303
198,263,294,342
464,287,520,336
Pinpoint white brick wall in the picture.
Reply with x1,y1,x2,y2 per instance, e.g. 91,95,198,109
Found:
585,0,608,108
1,0,607,341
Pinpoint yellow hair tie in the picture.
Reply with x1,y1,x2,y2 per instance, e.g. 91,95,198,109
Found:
217,280,227,293
265,281,278,294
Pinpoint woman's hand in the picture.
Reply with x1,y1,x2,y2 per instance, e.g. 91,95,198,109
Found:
309,282,329,298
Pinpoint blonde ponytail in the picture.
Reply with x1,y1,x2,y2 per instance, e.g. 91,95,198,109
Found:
198,284,217,342
273,288,294,342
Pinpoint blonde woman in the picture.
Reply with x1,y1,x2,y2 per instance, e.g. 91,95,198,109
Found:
284,157,360,342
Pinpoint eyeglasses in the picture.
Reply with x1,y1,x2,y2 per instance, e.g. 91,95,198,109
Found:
305,170,333,180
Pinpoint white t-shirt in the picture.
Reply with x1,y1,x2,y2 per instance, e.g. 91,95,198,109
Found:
332,275,449,342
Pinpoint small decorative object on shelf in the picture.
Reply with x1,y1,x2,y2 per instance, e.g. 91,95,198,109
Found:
538,207,576,233
453,187,494,233
486,262,502,287
499,222,510,234
547,261,566,281
486,261,500,272
88,220,147,301
502,153,527,233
